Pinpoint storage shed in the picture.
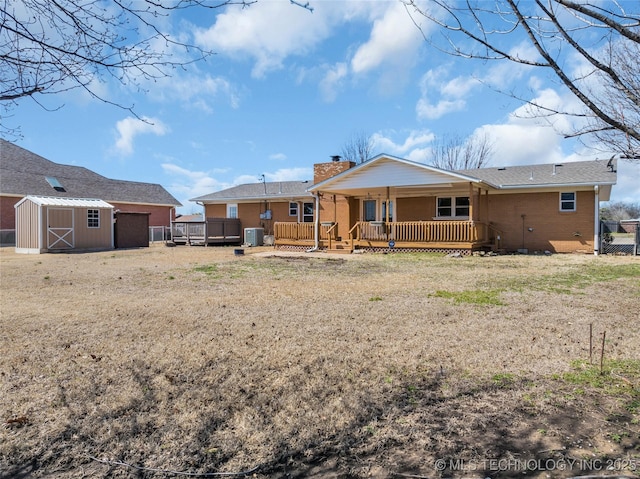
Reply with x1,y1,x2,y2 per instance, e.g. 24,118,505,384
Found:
114,211,150,249
15,196,114,254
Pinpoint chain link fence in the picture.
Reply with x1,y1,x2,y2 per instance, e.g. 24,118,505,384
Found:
600,221,639,255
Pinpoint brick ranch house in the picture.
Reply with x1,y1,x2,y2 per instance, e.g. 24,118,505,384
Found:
0,139,181,244
191,155,616,255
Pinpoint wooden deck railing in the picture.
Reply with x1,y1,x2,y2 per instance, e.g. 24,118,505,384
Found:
274,222,337,241
275,220,489,245
352,220,488,243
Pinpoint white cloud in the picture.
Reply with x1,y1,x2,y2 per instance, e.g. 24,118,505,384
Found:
114,117,168,156
416,66,478,120
264,167,312,182
372,129,434,156
320,62,348,102
269,153,288,161
161,163,231,208
194,2,332,78
612,161,640,203
350,2,423,75
149,74,241,113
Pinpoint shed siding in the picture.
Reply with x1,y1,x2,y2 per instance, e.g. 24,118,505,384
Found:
15,199,40,251
72,207,111,249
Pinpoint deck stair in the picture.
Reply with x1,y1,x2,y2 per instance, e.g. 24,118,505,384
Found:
326,240,353,254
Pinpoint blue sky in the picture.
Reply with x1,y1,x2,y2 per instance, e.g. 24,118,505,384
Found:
7,0,639,214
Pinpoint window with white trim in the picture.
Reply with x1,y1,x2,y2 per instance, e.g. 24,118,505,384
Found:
363,200,376,222
302,202,314,223
560,192,576,211
87,209,100,228
437,196,470,218
289,202,298,217
227,204,238,218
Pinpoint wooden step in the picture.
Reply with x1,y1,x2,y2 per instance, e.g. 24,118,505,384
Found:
327,248,352,254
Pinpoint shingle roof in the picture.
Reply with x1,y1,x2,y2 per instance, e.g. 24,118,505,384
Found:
191,180,313,202
0,139,181,206
456,159,617,188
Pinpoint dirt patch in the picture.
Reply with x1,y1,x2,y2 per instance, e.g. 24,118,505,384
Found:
1,245,639,478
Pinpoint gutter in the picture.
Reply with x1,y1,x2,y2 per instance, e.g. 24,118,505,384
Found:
496,181,616,189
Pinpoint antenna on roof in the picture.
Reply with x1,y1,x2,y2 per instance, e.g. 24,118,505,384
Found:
606,155,616,172
259,174,267,194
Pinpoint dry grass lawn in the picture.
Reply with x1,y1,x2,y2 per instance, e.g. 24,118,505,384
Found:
1,245,639,478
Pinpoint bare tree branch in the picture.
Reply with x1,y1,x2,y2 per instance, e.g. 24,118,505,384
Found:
427,131,494,170
340,131,376,164
404,0,640,162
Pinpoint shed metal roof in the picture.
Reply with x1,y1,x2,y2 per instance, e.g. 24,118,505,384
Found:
16,196,114,208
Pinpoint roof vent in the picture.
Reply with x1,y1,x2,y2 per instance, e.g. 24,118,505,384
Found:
330,155,342,162
553,164,563,175
45,176,66,192
497,167,506,171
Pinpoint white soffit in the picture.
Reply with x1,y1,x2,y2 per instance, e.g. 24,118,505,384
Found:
320,158,473,192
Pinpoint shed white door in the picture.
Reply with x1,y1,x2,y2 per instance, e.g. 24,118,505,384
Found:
47,208,74,250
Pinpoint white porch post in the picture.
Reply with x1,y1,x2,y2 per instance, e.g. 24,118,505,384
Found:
314,193,320,249
593,185,600,256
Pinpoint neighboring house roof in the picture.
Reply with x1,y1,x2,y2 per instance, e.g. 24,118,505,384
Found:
191,180,313,203
174,214,204,222
0,139,181,207
16,195,113,209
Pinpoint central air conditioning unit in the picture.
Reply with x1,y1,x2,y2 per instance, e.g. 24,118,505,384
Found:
244,227,264,246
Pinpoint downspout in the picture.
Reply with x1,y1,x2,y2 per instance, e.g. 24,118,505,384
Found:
593,185,599,256
307,192,321,252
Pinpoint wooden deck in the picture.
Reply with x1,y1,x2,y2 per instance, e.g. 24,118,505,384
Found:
274,220,498,252
171,218,242,246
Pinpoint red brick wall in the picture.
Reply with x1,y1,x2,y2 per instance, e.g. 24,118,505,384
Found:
0,196,20,229
487,191,595,253
105,203,175,227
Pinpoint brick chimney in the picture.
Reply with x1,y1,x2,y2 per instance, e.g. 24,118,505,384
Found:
313,157,355,184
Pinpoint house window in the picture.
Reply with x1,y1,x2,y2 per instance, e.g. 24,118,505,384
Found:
302,202,314,223
227,204,238,218
363,200,376,222
87,209,99,228
437,196,470,218
289,202,298,217
560,192,576,211
382,200,393,222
